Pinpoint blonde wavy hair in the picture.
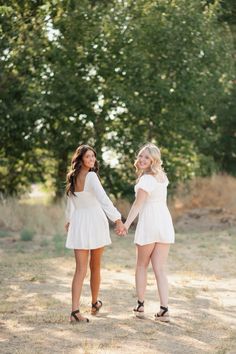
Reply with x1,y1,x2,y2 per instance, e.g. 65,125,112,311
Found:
134,143,165,178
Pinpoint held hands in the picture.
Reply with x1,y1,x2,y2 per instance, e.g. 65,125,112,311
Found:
115,220,127,237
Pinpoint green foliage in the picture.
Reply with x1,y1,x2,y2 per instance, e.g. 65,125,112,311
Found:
0,1,50,195
211,87,236,174
218,0,236,24
0,0,235,199
0,230,10,238
20,229,35,241
99,0,234,193
40,239,50,248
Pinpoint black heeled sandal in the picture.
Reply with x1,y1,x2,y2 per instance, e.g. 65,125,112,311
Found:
70,309,89,323
154,306,170,322
91,300,103,315
133,300,145,318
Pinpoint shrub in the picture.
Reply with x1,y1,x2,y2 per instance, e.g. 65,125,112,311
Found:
20,229,35,241
0,230,10,238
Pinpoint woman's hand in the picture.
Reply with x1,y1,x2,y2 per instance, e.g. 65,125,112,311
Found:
123,222,129,235
65,222,70,232
115,220,127,236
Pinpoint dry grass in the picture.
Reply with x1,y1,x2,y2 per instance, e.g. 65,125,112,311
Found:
0,175,236,353
0,198,65,235
170,174,236,218
0,227,235,354
1,175,235,234
116,174,236,221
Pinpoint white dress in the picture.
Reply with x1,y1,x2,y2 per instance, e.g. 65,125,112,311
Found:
65,172,121,250
134,174,175,245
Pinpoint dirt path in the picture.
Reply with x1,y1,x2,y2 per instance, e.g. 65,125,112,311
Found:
0,229,236,354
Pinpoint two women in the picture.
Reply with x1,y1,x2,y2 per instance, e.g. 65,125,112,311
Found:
65,143,174,322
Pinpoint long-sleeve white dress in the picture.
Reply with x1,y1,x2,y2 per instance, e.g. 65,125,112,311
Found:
65,171,121,250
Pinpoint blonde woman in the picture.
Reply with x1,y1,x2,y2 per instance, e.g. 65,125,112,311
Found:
118,143,175,321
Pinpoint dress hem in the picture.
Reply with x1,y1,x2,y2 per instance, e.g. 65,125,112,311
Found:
134,240,174,246
65,241,112,250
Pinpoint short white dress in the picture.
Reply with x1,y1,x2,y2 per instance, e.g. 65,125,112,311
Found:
134,174,175,245
65,172,121,250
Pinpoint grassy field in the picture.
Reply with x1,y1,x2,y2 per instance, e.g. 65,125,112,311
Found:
0,224,236,354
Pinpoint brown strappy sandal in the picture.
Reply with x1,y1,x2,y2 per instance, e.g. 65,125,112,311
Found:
133,300,145,318
154,306,170,322
70,309,89,323
91,300,103,315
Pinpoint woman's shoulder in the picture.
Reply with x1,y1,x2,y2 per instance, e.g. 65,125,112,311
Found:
138,173,169,184
138,174,157,182
155,171,169,184
86,171,100,184
139,174,154,181
87,171,97,178
135,174,157,194
87,171,100,178
135,174,156,188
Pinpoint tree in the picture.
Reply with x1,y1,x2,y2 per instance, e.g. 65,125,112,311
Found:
0,0,234,198
0,2,49,195
101,0,234,194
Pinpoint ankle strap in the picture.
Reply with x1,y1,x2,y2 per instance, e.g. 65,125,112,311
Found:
160,306,168,316
160,306,168,311
71,309,80,316
137,300,144,309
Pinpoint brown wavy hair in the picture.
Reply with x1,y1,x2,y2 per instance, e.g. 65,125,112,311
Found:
66,145,99,196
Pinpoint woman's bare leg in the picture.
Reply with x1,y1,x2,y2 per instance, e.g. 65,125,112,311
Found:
135,243,156,310
151,243,170,307
90,247,104,305
71,249,89,321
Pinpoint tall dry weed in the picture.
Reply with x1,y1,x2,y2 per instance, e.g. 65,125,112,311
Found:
170,174,236,218
0,175,235,233
0,198,65,235
114,198,132,219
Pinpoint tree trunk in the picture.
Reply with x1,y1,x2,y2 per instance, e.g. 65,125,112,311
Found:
54,150,68,201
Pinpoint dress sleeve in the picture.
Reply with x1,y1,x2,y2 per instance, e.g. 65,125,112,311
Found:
88,172,121,222
65,195,75,223
135,175,156,195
